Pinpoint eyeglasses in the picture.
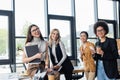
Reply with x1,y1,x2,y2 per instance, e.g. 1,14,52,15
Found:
31,28,39,32
96,29,104,32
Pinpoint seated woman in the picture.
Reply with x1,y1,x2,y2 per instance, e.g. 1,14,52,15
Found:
22,24,48,80
48,28,74,80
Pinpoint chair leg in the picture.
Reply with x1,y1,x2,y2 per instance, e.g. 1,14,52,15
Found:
23,63,27,70
10,64,14,72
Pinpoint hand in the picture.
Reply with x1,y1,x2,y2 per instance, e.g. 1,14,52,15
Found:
89,46,96,54
45,64,48,69
45,65,48,69
34,53,42,59
53,65,60,70
118,50,120,55
80,50,84,56
96,47,104,56
47,68,53,73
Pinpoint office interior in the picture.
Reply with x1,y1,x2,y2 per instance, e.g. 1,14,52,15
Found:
0,0,119,77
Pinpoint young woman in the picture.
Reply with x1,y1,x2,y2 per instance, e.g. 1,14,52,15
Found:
93,21,119,80
80,31,96,80
22,24,48,79
48,28,74,80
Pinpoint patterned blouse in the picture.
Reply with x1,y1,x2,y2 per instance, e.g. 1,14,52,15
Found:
80,41,96,72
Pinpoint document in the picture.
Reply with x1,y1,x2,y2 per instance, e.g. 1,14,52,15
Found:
33,70,47,80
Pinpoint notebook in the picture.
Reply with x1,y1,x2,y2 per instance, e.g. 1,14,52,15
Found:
25,45,41,63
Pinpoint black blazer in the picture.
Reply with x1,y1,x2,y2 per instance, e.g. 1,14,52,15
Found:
94,37,119,78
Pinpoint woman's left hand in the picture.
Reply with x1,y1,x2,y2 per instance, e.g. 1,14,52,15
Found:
47,68,53,73
45,65,48,69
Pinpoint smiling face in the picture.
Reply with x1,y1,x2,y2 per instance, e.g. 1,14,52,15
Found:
80,33,87,43
51,30,59,41
96,26,106,39
31,26,40,38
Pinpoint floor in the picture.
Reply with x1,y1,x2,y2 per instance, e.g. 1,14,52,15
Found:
0,62,120,80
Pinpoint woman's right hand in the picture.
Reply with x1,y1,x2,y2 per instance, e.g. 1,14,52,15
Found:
89,46,96,54
96,47,104,56
33,53,42,59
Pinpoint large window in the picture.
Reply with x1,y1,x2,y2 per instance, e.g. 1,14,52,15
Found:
107,24,115,38
75,0,96,59
15,0,46,72
48,0,72,16
48,15,76,58
0,0,15,73
75,0,95,37
0,16,9,60
15,0,46,37
47,0,76,58
49,19,72,56
0,10,15,72
0,0,13,11
98,0,114,19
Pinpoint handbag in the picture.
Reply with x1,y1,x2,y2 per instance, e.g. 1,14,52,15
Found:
27,61,45,78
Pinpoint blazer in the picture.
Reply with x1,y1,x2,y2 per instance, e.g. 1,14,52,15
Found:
94,37,119,78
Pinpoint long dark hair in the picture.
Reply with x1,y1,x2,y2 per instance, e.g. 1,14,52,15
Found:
25,24,44,44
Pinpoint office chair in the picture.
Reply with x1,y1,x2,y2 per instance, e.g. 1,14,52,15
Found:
71,58,84,80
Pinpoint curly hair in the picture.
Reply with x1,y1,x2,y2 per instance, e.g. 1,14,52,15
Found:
93,21,109,35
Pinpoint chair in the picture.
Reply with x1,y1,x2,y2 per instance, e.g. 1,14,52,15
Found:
10,63,27,72
71,58,84,80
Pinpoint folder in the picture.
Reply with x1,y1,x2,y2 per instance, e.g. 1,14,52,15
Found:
25,45,41,63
